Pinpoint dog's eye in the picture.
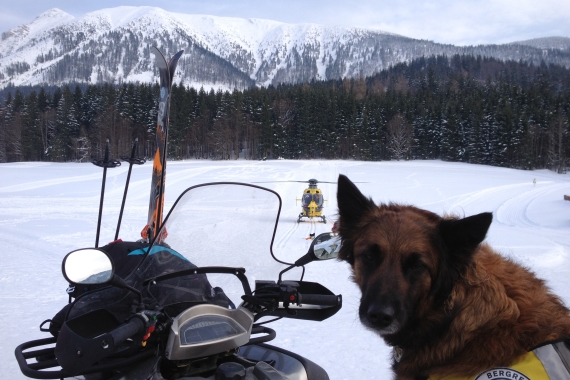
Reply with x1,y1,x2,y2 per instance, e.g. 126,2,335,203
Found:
357,245,382,266
362,252,375,264
403,253,426,274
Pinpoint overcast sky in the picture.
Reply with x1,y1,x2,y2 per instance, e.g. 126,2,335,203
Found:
1,0,569,46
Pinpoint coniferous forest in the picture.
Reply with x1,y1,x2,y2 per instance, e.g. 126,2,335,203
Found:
1,54,569,172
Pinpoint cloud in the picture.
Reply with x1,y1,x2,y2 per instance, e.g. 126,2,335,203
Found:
0,0,568,45
0,11,31,33
344,0,570,45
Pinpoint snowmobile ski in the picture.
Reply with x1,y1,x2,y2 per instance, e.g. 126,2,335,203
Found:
142,48,184,242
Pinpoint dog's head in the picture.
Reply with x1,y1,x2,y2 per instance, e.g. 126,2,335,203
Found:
336,174,492,345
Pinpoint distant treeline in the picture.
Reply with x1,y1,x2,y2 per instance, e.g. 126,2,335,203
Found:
1,54,569,172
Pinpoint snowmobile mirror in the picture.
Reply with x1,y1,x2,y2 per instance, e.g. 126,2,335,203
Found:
62,248,114,285
292,233,341,268
312,233,341,261
280,232,342,281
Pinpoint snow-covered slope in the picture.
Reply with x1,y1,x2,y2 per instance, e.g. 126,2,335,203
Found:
510,36,570,50
0,9,75,55
2,160,570,379
1,6,569,90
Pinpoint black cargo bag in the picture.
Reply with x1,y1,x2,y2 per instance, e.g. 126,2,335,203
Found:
48,240,233,337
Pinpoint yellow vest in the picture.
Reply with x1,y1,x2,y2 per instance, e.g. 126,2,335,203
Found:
428,342,570,380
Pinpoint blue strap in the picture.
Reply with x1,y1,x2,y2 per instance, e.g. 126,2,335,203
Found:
128,245,189,262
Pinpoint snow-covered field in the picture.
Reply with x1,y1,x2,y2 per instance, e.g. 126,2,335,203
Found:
2,159,570,379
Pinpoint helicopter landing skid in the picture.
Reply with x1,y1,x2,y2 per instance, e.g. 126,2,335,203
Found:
297,214,327,224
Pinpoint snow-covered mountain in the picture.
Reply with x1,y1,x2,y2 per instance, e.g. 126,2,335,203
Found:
1,6,569,91
509,36,570,50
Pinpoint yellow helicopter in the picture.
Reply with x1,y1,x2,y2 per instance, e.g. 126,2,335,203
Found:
252,178,336,223
294,178,366,223
253,178,367,224
296,179,331,223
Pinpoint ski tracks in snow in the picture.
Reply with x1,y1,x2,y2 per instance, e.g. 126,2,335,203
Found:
495,182,569,229
443,182,530,216
269,160,344,262
0,165,124,194
274,220,302,251
443,181,567,230
442,180,570,272
273,201,326,264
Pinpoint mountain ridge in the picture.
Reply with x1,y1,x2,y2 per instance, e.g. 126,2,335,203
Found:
509,36,570,50
1,6,569,91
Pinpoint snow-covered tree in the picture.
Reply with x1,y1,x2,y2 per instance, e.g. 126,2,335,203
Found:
387,113,413,161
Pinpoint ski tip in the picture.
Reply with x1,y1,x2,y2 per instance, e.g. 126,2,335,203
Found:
170,50,184,67
168,50,185,83
151,46,166,60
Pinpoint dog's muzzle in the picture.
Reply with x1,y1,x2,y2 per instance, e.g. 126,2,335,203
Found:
360,301,402,335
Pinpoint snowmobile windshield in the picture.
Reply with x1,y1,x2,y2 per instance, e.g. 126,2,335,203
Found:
146,183,283,304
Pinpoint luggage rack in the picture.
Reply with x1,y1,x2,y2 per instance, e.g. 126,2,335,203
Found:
15,336,154,379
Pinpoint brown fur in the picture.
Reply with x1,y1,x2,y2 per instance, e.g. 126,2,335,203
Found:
336,174,570,379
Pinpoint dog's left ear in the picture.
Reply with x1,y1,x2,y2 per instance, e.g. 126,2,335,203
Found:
336,174,376,225
432,212,492,304
336,174,376,264
440,212,493,253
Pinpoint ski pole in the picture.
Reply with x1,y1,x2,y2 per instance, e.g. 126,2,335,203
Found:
114,139,145,241
92,139,121,248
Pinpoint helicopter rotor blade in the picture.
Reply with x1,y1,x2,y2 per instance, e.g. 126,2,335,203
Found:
250,180,367,184
250,180,309,183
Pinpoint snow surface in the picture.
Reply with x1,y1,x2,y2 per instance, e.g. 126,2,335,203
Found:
2,159,570,379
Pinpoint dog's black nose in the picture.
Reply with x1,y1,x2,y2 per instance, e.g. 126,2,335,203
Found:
367,304,395,327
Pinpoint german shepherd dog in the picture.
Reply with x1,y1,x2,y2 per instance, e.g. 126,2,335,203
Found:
336,174,570,379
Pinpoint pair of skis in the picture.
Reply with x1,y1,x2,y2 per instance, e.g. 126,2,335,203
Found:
91,47,183,245
142,48,184,242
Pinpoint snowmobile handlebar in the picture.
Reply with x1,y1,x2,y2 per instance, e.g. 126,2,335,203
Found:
273,280,342,308
297,293,342,307
54,312,150,376
108,315,146,347
246,280,342,322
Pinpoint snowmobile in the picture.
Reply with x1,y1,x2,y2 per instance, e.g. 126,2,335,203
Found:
14,181,343,380
14,47,342,380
